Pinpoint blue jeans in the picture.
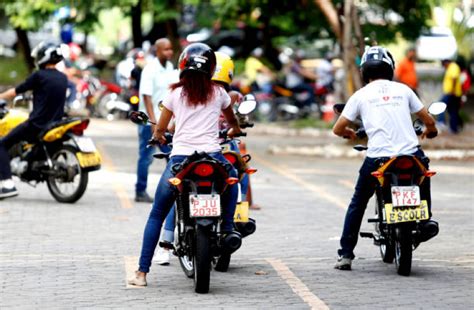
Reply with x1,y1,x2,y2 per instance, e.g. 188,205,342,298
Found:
135,125,171,194
138,152,238,273
337,149,430,259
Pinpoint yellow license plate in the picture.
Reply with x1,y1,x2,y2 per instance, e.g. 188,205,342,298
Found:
76,152,102,168
234,201,249,223
385,200,429,224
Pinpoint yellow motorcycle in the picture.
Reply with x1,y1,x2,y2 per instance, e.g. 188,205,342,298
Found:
0,96,101,203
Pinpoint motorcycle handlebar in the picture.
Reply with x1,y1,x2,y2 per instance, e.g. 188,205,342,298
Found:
240,122,254,129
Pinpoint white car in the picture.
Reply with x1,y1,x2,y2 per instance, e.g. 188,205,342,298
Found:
416,26,458,61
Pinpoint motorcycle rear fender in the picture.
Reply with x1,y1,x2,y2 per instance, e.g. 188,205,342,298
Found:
195,218,217,231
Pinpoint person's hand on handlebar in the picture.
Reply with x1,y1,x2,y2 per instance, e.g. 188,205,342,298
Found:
421,128,438,139
227,126,242,138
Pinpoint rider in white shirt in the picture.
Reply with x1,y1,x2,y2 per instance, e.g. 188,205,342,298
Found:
332,46,439,270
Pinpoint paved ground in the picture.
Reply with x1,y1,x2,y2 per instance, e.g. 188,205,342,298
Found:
0,118,473,309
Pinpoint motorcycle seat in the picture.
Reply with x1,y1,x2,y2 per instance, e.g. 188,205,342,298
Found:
39,117,83,136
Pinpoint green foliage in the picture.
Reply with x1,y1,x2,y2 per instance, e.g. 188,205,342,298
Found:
0,55,29,86
3,0,58,30
363,0,432,43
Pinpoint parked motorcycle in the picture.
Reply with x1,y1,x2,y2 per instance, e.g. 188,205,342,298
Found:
128,98,257,293
334,101,446,276
0,95,101,203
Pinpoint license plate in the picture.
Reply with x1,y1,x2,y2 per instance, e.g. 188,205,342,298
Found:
76,152,102,168
391,186,420,207
75,136,97,153
189,194,221,217
385,200,430,224
234,201,249,223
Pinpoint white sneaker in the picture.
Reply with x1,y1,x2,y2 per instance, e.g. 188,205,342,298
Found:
154,247,170,265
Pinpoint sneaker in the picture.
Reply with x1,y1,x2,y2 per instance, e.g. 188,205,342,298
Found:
135,192,153,203
0,186,18,199
154,247,170,265
334,256,352,270
127,271,147,286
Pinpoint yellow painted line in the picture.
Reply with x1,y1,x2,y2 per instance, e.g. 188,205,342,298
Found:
124,256,145,289
337,179,354,190
96,143,134,209
266,258,330,310
252,154,347,210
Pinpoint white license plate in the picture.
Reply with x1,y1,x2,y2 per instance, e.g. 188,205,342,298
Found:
75,136,97,153
189,194,221,217
391,186,421,207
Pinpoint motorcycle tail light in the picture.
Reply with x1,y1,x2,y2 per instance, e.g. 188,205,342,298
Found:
424,171,437,177
197,181,212,187
371,171,384,178
224,153,237,165
193,163,214,177
245,168,257,174
394,158,414,169
71,119,90,136
398,174,412,180
168,177,181,186
226,177,239,185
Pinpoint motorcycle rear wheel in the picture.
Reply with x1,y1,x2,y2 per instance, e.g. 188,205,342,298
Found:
47,146,88,203
395,225,413,276
194,227,211,294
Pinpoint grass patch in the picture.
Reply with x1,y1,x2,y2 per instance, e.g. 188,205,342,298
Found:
0,55,29,87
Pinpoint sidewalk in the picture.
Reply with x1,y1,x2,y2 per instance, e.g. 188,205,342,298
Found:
252,122,474,160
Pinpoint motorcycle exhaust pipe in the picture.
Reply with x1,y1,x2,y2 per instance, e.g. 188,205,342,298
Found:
235,218,256,238
419,220,439,242
222,231,242,254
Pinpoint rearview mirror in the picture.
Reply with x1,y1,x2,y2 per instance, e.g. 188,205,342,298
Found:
238,94,257,115
333,103,345,115
428,101,447,116
129,111,150,125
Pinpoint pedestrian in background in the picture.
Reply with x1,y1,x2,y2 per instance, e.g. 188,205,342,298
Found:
135,38,178,203
395,47,418,94
439,58,462,134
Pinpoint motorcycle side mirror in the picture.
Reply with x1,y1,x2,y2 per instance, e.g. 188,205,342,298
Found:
428,101,447,116
238,94,257,115
129,111,150,125
333,103,345,115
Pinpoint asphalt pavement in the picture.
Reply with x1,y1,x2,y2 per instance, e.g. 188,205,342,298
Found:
0,118,473,309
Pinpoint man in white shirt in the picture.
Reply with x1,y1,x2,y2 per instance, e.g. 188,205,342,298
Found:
332,46,439,270
135,38,178,203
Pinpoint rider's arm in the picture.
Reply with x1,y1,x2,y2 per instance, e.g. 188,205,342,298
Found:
415,107,438,139
153,106,173,144
333,116,357,140
0,88,16,100
222,105,242,137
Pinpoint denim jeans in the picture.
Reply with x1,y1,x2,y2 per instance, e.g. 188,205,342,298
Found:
135,125,171,194
0,121,39,180
138,152,238,273
337,149,430,259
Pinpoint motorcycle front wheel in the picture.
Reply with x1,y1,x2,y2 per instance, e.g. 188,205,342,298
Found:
47,146,88,203
395,225,413,276
179,254,194,279
194,226,211,294
375,199,395,263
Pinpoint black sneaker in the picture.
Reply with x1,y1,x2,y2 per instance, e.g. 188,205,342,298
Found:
135,192,153,203
0,186,19,199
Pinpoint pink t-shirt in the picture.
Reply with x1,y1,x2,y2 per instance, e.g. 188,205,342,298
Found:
162,85,231,156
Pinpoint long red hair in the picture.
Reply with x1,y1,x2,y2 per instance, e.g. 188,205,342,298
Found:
170,71,216,106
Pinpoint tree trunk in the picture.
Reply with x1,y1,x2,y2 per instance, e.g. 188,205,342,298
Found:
131,0,143,48
15,28,35,72
314,0,342,39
